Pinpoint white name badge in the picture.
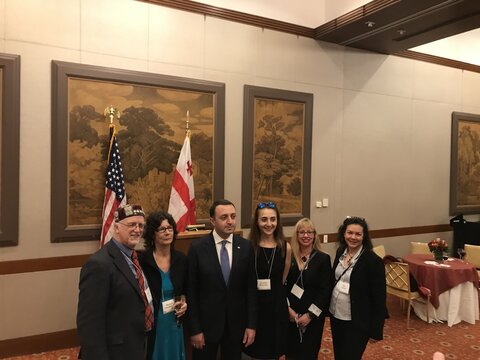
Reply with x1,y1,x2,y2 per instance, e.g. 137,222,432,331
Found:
145,287,153,304
257,279,271,291
291,284,304,299
162,299,175,314
337,280,350,294
308,303,322,317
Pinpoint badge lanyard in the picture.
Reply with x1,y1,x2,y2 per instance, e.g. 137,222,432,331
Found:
334,249,364,287
255,247,277,290
292,251,316,342
124,254,153,305
294,250,317,289
255,246,276,280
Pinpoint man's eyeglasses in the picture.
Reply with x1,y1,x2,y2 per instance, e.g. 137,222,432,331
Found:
118,222,145,230
156,226,174,233
297,230,315,236
257,202,276,209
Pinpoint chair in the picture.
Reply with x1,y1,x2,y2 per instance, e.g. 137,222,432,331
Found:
385,261,430,328
464,244,480,277
373,244,386,258
410,242,431,255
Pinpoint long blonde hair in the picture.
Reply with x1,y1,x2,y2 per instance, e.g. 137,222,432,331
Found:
291,218,323,268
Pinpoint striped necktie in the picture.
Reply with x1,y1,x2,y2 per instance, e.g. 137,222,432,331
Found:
131,250,154,331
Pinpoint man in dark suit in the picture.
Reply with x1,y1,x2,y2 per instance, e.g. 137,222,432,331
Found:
77,204,153,360
188,199,257,360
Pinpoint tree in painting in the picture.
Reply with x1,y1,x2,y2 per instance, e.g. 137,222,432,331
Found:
67,79,215,226
253,99,304,213
457,122,480,205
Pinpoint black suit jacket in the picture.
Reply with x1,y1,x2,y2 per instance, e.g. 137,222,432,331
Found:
139,248,188,359
187,233,257,343
286,250,333,317
76,240,147,360
332,248,387,340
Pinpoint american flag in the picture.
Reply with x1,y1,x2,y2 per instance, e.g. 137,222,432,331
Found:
100,125,126,246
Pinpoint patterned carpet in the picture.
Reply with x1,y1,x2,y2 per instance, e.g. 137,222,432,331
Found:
3,295,479,360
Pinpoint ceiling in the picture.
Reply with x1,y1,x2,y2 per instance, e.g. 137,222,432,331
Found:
314,0,480,57
190,0,480,67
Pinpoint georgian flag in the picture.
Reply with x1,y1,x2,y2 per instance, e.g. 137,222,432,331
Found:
168,134,196,232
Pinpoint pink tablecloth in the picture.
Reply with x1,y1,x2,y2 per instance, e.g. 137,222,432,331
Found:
403,254,479,308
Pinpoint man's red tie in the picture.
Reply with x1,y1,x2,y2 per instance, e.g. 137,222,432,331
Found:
132,250,154,331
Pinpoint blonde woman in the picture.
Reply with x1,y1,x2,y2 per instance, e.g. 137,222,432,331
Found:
285,218,333,359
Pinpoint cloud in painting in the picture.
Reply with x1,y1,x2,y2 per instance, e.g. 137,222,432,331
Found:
156,89,202,102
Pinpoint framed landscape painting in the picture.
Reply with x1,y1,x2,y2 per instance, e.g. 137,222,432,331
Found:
450,112,480,215
51,61,225,242
0,53,20,247
241,85,312,227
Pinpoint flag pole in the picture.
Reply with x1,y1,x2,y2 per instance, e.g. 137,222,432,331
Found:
100,105,126,246
186,110,191,139
168,110,196,232
103,105,120,163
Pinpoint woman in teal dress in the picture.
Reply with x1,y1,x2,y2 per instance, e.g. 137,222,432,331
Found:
140,212,188,360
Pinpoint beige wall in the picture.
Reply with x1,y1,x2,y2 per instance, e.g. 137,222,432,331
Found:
1,0,480,341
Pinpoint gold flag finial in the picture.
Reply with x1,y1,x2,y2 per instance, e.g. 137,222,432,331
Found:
104,105,120,125
186,110,191,138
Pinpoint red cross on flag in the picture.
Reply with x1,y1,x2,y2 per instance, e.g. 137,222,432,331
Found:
168,133,196,232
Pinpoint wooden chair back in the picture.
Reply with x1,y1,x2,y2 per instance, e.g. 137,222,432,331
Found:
410,242,431,255
385,261,430,328
373,244,386,259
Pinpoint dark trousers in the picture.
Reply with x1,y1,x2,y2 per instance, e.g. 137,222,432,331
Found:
330,317,369,360
192,326,242,360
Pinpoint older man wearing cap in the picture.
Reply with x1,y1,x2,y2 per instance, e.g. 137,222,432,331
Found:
77,204,154,360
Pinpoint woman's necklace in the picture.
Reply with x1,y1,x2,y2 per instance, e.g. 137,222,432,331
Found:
344,248,360,266
300,246,313,263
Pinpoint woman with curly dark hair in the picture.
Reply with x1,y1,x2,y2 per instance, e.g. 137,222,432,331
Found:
139,211,188,360
329,216,386,360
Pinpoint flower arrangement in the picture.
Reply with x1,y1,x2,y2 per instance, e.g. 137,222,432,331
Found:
428,238,449,253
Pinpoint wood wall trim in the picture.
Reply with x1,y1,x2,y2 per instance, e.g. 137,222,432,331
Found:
314,0,400,38
319,224,450,243
0,225,451,275
369,223,451,239
0,254,89,275
139,0,314,38
394,50,480,73
0,329,79,358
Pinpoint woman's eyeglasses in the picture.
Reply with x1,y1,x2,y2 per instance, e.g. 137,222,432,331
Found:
257,202,276,209
156,226,174,233
297,230,315,236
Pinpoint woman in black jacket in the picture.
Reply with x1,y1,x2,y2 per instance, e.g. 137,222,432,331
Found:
329,216,386,360
139,212,188,360
285,218,333,359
